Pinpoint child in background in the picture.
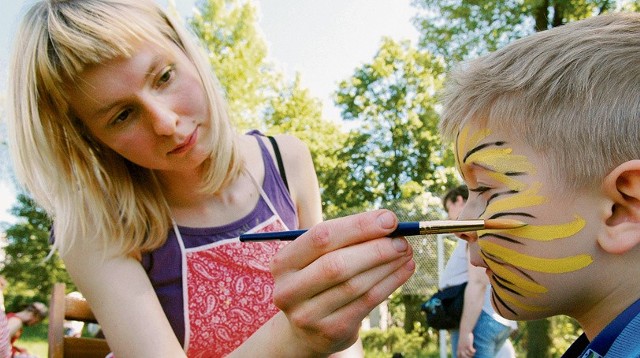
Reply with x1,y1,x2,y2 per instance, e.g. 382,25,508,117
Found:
439,13,640,357
6,302,48,357
7,0,415,356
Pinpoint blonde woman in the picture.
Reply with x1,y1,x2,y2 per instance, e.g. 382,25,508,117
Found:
8,1,415,357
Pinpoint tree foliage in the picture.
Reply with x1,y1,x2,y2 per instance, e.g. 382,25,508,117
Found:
1,194,74,311
190,0,277,131
412,0,623,67
262,74,350,218
190,0,350,217
335,38,457,210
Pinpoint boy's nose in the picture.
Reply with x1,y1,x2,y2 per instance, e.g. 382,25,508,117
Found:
453,204,479,243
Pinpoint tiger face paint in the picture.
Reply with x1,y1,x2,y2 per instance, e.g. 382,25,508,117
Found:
455,123,593,318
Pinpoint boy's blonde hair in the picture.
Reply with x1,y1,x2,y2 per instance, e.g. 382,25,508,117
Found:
440,13,640,192
8,0,242,256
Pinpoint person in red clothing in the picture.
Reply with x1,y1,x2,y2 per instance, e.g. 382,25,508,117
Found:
6,302,47,357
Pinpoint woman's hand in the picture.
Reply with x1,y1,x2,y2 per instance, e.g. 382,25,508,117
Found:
270,209,415,355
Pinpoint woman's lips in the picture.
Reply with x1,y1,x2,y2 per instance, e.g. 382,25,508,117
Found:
169,128,198,155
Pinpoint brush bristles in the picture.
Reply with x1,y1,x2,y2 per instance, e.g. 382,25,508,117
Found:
483,218,527,229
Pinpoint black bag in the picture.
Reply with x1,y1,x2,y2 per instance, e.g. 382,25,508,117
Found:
420,282,467,330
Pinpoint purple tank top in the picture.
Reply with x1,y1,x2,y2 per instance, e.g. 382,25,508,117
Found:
141,131,297,346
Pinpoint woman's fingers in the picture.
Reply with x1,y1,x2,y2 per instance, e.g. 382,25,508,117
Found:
271,210,399,275
274,236,412,309
292,247,415,326
268,209,417,354
281,257,415,352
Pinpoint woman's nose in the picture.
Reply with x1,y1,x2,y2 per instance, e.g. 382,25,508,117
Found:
146,99,178,136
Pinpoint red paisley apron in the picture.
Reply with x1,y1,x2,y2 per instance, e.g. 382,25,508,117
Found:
173,175,289,357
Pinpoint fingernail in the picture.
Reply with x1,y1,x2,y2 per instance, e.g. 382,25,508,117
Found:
404,260,416,271
377,211,395,229
392,238,408,252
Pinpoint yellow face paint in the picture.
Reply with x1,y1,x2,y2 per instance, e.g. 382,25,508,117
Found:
488,262,548,296
455,125,593,316
464,148,536,174
491,216,586,242
455,126,492,176
484,183,546,216
491,284,549,313
479,241,593,273
485,171,527,191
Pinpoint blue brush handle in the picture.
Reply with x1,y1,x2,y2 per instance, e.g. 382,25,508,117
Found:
239,222,421,241
239,229,307,241
388,221,420,237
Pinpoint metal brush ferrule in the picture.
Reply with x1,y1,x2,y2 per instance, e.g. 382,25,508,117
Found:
418,220,485,235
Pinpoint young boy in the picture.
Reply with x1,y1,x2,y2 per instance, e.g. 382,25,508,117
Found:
439,13,640,357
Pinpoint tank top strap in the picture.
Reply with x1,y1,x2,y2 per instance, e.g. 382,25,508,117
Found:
245,130,292,214
245,169,282,223
245,130,280,179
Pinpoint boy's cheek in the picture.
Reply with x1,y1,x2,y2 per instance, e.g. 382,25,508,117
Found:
467,242,484,267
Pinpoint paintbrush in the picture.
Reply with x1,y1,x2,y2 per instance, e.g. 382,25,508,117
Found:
239,218,526,242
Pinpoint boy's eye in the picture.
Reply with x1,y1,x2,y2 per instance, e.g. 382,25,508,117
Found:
469,185,491,194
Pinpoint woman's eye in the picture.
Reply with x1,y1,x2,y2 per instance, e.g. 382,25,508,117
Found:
157,65,175,86
111,108,133,125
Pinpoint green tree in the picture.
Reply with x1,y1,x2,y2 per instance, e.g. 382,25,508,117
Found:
412,0,627,67
191,0,350,217
334,38,459,332
1,194,74,311
190,0,277,131
334,38,457,211
262,74,350,218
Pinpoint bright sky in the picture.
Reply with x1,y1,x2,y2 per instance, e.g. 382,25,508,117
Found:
0,0,418,224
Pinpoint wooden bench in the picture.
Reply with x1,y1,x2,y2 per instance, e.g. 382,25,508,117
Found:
48,283,111,358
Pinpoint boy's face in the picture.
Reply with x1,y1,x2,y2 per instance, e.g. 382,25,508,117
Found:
454,121,602,320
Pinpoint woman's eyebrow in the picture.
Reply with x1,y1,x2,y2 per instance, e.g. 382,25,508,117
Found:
90,54,165,119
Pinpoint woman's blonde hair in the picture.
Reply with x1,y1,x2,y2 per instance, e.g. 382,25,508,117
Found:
440,13,640,192
8,0,242,256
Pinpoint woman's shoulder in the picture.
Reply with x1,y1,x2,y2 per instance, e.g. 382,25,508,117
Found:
240,133,310,165
267,134,310,162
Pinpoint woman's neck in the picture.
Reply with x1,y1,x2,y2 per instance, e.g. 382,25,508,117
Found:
157,135,261,227
156,167,210,209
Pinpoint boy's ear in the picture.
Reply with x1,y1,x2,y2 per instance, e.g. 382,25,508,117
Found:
600,160,640,254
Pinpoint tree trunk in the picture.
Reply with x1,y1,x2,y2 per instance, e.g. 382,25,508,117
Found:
526,319,551,357
402,294,425,333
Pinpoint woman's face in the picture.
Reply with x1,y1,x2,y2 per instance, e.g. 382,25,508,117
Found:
67,40,212,174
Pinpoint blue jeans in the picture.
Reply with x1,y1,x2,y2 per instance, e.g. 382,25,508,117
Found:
450,310,513,358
